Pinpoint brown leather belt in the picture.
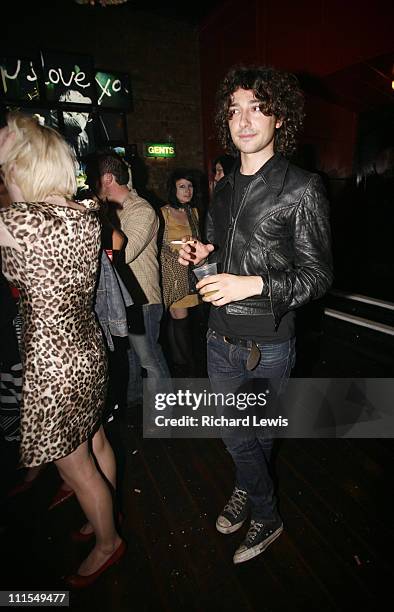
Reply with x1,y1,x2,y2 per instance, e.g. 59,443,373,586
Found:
210,331,261,370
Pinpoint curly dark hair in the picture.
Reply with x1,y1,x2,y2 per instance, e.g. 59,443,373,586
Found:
215,65,305,157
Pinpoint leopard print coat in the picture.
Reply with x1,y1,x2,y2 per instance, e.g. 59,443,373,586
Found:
0,198,107,467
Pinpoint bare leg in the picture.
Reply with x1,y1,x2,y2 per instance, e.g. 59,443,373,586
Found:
57,481,73,492
24,465,43,482
169,307,188,321
92,426,117,488
79,426,117,535
55,435,121,576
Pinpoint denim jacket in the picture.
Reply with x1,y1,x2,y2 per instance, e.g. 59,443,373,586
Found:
95,251,133,351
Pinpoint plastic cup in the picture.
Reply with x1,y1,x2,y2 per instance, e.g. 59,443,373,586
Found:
193,262,218,296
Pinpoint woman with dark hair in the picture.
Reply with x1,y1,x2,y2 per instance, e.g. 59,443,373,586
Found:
160,169,201,376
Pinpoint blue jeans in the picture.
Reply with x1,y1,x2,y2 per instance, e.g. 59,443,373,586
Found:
207,329,296,521
127,304,171,403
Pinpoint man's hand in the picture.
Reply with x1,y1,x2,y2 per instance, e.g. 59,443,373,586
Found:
196,274,264,306
178,237,215,266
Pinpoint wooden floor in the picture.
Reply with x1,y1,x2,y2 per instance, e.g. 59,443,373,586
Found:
1,409,393,612
1,316,393,611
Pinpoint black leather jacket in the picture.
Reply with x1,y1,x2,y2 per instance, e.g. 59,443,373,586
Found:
205,154,333,328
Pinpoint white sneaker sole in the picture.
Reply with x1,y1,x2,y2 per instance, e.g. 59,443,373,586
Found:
233,525,283,564
216,517,246,534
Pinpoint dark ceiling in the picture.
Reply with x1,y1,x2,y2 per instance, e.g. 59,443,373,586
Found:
73,0,228,23
2,0,227,25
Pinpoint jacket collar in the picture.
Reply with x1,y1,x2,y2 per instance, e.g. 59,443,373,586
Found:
217,153,289,194
118,188,141,209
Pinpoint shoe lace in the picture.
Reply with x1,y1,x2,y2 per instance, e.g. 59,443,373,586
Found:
224,488,248,518
246,520,265,544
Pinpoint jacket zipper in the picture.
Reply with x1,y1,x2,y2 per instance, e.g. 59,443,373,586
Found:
223,177,259,272
224,176,280,327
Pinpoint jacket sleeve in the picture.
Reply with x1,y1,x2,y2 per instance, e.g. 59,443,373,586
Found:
204,206,215,245
268,174,333,318
122,199,158,265
204,205,222,266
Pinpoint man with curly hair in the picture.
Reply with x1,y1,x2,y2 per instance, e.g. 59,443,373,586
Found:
179,65,332,563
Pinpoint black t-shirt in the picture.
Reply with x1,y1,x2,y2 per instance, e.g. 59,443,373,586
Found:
231,167,254,218
208,161,295,343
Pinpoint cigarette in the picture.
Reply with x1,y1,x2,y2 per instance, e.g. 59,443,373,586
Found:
170,240,196,244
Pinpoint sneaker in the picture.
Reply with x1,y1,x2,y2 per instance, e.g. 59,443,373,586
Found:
233,517,283,564
216,487,249,534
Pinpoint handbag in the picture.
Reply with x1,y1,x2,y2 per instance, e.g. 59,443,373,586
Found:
160,207,200,309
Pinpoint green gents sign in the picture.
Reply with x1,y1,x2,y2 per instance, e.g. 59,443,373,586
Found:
144,143,176,158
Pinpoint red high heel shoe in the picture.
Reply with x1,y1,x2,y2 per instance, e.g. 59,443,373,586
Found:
65,540,126,588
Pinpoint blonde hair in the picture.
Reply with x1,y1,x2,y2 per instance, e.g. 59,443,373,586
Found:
2,112,77,201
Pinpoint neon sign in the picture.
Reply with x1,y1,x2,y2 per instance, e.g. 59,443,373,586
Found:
144,143,176,158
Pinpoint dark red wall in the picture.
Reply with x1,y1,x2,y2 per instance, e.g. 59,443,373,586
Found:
199,0,393,177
